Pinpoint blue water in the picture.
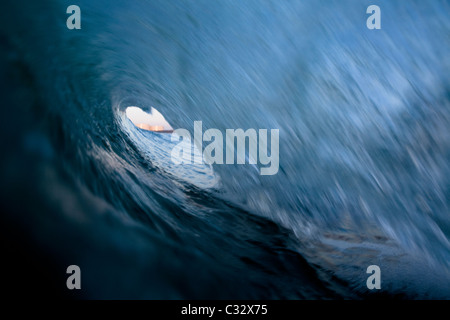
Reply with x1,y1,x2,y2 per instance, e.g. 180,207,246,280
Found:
0,0,449,299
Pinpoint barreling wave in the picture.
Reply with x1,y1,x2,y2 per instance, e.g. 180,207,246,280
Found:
0,0,448,299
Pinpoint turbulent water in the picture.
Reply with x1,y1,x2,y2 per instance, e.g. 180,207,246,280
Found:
0,0,449,299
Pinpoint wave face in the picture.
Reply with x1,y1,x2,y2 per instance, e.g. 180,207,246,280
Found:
0,0,449,299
